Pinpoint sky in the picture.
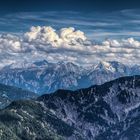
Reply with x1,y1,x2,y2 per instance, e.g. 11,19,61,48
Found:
0,0,139,67
1,0,140,12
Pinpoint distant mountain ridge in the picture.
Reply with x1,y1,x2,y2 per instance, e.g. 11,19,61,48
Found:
0,75,140,140
0,83,37,109
0,60,139,94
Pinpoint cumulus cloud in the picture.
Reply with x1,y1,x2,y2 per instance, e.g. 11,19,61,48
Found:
102,38,140,48
0,34,21,52
0,26,139,67
24,26,88,50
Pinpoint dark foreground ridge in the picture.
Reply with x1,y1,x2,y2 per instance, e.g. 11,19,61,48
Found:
0,75,140,140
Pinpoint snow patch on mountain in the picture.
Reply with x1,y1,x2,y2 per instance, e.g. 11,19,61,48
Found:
0,60,139,94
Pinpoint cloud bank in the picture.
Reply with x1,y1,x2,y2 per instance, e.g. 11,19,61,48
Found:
0,26,139,67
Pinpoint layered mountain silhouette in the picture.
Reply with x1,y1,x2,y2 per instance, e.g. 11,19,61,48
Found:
0,75,140,140
0,84,37,109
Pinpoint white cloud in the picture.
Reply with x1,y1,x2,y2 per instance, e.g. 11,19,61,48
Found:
24,26,88,50
103,38,140,48
0,34,21,53
0,26,139,67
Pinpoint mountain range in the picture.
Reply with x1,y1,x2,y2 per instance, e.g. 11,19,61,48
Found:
0,84,37,109
0,60,139,94
0,75,140,140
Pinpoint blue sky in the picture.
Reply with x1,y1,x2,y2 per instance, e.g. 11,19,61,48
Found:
1,10,140,41
0,0,140,12
1,0,140,40
0,0,139,67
